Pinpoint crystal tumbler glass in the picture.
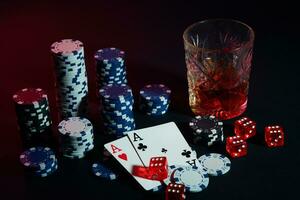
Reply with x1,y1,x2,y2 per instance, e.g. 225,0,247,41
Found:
183,19,254,120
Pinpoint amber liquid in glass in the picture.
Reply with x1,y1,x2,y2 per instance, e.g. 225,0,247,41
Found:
186,50,251,120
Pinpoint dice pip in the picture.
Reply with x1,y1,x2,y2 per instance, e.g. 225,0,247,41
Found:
148,156,168,180
234,117,256,139
165,183,185,200
226,135,247,158
264,125,284,147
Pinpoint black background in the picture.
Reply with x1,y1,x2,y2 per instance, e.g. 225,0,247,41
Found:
0,1,299,199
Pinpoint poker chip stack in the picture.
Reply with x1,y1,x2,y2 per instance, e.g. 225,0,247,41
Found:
58,117,94,159
139,84,171,116
189,115,224,146
13,88,52,140
19,146,58,177
51,39,88,119
94,47,127,89
99,84,135,136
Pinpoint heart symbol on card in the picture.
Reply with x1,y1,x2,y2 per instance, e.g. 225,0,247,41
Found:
118,153,128,161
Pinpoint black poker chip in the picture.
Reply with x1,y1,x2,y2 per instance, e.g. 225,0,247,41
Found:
189,115,224,146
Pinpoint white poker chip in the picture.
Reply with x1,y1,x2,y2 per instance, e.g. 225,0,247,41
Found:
198,153,231,176
58,117,93,137
173,165,209,192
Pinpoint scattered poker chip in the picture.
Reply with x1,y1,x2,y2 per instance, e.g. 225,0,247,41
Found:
35,162,58,177
99,84,135,136
13,88,52,138
173,165,209,193
51,39,88,118
58,117,94,159
94,48,127,88
19,147,58,177
139,84,171,116
19,147,56,170
198,153,231,176
189,115,223,146
92,163,117,180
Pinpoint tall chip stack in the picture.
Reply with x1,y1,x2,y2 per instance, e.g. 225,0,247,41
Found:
94,47,128,89
13,88,52,144
51,39,88,119
99,84,135,137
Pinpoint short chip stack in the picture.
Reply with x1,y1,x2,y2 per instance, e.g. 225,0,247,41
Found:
13,88,52,140
189,115,224,146
94,48,127,89
58,117,94,159
139,84,171,116
99,84,135,136
51,39,88,119
19,146,58,177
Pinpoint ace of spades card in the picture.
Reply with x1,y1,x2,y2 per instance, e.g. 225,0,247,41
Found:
124,122,199,168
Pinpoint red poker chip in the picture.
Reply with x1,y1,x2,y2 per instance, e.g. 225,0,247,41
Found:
13,88,47,105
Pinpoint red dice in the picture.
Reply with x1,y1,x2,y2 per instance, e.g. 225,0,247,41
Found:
264,125,284,147
132,156,168,181
226,135,247,158
234,117,256,139
165,183,185,200
148,156,168,180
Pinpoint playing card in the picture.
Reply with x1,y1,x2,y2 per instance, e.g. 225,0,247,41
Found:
124,122,200,167
104,136,161,190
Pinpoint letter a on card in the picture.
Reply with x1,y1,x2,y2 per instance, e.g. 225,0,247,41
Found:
111,144,122,154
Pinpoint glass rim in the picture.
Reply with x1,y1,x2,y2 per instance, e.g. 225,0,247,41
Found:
183,18,255,52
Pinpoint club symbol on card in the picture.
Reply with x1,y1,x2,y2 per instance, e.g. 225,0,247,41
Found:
181,149,191,158
161,148,167,153
118,153,128,161
137,143,147,151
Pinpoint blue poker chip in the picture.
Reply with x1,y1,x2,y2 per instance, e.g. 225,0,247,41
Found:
173,165,209,192
139,84,171,116
140,84,171,100
99,84,132,100
19,147,56,170
92,163,117,180
94,47,125,62
35,159,58,176
34,164,58,177
198,153,231,176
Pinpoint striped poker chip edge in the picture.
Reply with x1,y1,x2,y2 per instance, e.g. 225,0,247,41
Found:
198,153,231,176
173,165,209,192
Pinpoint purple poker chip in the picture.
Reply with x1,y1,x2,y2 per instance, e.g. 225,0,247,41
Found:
94,48,125,61
99,84,132,100
140,84,171,100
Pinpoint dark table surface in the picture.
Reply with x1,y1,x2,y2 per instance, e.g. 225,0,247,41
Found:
1,1,299,200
